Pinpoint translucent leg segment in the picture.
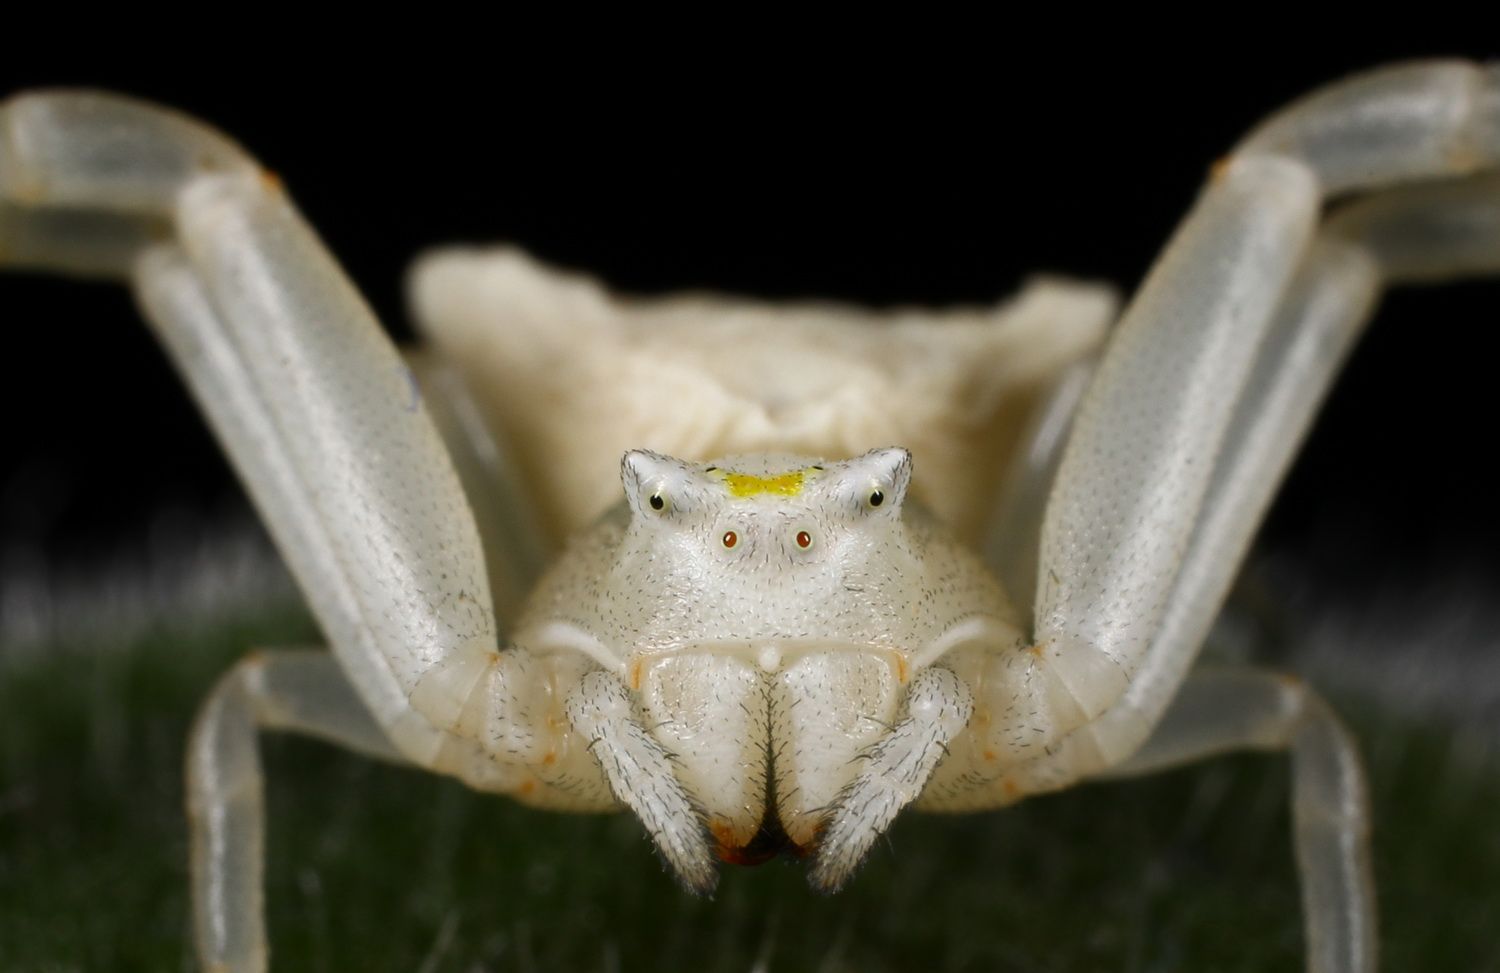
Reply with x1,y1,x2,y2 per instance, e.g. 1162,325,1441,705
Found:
187,650,403,973
1106,669,1375,973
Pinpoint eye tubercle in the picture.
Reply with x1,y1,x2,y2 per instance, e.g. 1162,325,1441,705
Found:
622,449,690,517
851,446,912,509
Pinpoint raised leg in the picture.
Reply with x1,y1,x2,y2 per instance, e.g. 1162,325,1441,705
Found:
404,350,550,628
1,92,518,762
976,61,1500,750
0,92,599,969
981,356,1096,615
919,63,1498,972
932,165,1500,812
1103,669,1374,973
918,53,1500,854
186,650,405,973
1024,164,1500,789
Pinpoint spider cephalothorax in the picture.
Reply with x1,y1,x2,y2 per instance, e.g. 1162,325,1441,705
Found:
506,448,1015,885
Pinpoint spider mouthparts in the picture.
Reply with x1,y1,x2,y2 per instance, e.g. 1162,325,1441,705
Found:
711,813,811,866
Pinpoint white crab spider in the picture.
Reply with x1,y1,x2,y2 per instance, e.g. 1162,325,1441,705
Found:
3,61,1499,973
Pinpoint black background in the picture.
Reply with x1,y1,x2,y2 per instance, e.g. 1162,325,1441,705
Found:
3,42,1498,596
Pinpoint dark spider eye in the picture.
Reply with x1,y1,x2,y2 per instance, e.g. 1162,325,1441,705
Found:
869,490,884,507
649,493,665,511
795,530,812,549
722,530,738,549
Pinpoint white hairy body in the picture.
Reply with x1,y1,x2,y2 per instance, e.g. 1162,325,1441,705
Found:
3,61,1498,973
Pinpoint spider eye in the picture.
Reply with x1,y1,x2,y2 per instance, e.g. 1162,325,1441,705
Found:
722,530,738,549
869,489,884,508
649,493,665,511
795,530,812,549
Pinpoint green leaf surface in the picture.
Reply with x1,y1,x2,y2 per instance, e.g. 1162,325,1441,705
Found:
2,605,1496,972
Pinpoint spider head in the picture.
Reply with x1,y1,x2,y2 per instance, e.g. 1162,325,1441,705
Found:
615,447,915,643
620,446,911,575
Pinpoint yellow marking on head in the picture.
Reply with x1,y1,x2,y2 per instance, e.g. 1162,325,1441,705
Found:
712,467,819,498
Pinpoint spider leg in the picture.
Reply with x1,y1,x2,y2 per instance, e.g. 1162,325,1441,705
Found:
1002,166,1500,796
0,92,598,770
403,350,551,628
921,61,1498,972
1,92,605,965
1101,669,1374,973
938,62,1500,766
187,650,406,973
981,356,1096,616
0,201,165,276
1035,61,1500,733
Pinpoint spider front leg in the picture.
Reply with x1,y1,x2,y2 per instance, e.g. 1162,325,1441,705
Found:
0,92,600,971
921,61,1499,972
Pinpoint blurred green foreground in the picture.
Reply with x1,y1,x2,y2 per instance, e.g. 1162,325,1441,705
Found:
2,601,1497,973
